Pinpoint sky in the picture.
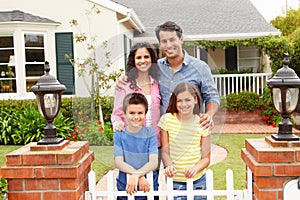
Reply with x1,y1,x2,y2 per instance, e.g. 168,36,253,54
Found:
250,0,300,22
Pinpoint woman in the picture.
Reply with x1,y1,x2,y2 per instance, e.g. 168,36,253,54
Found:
111,42,161,147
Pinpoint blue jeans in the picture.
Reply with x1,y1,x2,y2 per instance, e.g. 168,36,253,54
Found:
173,174,207,200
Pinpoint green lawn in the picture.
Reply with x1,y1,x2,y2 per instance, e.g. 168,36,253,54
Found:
209,133,268,190
0,134,268,189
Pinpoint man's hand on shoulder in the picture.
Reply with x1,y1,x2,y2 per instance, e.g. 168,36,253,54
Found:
116,75,128,91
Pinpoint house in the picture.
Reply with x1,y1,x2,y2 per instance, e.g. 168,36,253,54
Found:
0,0,279,100
112,0,280,73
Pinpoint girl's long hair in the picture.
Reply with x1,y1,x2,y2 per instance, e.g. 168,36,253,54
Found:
125,42,159,89
166,82,202,114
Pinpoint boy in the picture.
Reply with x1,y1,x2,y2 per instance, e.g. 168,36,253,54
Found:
114,93,158,200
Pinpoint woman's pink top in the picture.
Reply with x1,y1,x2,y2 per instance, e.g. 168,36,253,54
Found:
111,77,161,146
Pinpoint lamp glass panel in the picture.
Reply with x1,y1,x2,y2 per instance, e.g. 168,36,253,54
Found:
44,94,59,119
286,88,299,113
36,95,43,116
273,88,282,112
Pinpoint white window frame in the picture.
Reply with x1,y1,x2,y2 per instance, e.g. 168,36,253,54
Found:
22,32,48,92
0,33,16,94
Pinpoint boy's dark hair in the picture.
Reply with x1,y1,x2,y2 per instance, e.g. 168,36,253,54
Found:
166,82,202,114
126,42,159,89
122,93,148,113
155,21,183,42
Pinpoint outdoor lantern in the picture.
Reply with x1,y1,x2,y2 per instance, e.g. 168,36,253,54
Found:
30,61,66,145
267,53,300,141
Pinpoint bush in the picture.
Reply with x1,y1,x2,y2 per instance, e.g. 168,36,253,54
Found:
0,177,7,200
224,91,264,112
70,114,113,146
0,96,114,145
260,87,282,127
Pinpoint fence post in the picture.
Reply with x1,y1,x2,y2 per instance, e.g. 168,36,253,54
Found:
166,177,174,200
206,169,214,200
245,167,253,200
147,171,154,200
107,170,115,200
88,170,96,200
226,169,234,200
187,178,193,200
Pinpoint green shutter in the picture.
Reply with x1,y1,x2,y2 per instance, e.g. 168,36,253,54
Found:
55,32,74,94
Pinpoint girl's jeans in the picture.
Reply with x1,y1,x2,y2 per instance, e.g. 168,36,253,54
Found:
173,173,207,200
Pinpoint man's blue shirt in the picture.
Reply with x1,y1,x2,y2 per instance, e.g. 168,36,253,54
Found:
157,51,220,114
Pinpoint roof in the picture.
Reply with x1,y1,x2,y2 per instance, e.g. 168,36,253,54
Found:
0,10,60,24
91,0,144,32
112,0,280,41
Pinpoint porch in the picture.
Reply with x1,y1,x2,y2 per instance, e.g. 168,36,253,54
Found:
212,72,272,96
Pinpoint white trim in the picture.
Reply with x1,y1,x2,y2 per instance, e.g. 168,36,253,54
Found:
90,0,144,32
134,31,281,43
0,21,60,26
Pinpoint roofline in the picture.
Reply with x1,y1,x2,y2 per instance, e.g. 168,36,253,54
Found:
0,21,61,26
90,0,145,32
186,31,281,41
133,31,281,43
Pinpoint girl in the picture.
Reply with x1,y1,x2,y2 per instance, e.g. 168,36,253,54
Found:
158,82,210,200
111,42,161,147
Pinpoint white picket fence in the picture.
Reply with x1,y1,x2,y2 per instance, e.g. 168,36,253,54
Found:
85,167,253,200
212,73,272,96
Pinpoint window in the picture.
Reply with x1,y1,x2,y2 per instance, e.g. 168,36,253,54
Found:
24,33,45,91
0,35,16,93
238,45,260,72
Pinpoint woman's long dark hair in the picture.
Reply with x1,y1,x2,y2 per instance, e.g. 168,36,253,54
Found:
166,82,202,114
125,42,159,89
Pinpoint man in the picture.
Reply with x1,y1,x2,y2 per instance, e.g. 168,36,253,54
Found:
154,21,220,129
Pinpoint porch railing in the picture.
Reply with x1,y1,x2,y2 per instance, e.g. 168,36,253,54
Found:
212,73,272,96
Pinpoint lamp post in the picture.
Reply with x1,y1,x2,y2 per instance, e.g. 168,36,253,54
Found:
267,53,300,141
30,61,66,145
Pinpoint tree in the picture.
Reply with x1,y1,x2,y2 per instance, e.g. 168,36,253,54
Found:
271,7,300,76
66,4,123,123
271,8,300,37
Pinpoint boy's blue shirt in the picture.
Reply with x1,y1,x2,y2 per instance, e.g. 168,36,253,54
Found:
114,125,158,170
113,125,158,188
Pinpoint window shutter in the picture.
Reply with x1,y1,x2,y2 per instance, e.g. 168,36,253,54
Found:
55,32,74,94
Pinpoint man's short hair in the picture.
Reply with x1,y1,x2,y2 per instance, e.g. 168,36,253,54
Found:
122,93,148,113
155,21,183,41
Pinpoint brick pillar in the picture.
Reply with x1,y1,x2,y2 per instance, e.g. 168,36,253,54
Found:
242,136,300,200
0,140,94,200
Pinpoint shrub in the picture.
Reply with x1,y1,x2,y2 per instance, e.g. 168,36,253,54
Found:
224,91,264,112
70,114,113,146
261,86,282,127
0,177,7,200
0,96,114,145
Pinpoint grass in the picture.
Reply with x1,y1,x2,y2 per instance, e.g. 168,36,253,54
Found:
0,145,114,182
0,134,268,190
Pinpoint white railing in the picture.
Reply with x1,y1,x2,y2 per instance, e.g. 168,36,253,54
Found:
212,73,272,96
85,168,253,200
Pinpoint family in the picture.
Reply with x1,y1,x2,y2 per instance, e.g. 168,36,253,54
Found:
111,20,220,200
